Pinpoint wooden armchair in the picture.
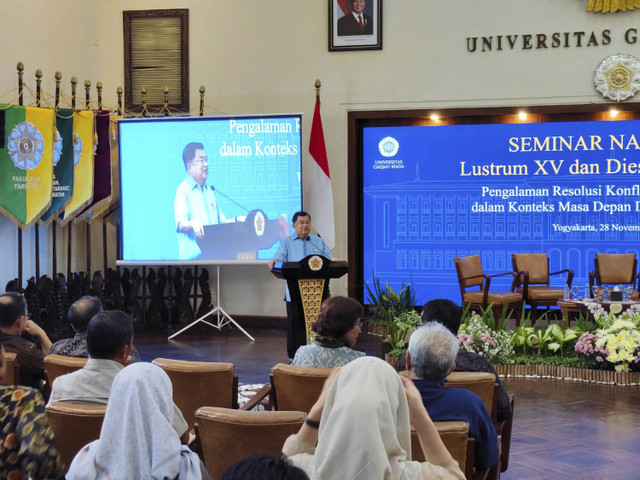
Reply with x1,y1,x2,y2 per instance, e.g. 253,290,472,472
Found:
411,421,474,479
44,354,88,387
512,253,573,321
270,363,333,412
152,358,238,430
454,255,522,326
195,406,305,480
45,401,106,471
589,253,639,298
445,371,497,417
1,352,20,385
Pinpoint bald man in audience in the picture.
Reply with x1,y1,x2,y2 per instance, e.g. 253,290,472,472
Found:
50,296,141,361
48,310,190,443
406,322,499,471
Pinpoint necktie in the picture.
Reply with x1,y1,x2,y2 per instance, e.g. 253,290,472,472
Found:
359,15,364,31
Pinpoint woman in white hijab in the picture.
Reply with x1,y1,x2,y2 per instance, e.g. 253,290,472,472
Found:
282,356,465,480
66,362,210,480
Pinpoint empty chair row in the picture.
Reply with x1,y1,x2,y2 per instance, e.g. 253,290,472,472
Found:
454,252,639,323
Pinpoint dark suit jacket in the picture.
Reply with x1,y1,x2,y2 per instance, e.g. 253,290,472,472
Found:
337,12,373,36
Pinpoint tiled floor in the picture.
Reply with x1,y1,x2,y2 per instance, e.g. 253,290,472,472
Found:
134,325,640,479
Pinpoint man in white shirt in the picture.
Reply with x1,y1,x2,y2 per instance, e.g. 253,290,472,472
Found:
48,310,190,443
174,142,231,260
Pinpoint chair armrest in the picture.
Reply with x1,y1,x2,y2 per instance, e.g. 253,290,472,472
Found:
240,383,272,411
549,268,574,286
488,271,517,279
500,394,515,473
514,271,529,297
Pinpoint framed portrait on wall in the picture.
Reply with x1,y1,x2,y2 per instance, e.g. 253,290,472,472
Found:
329,0,382,51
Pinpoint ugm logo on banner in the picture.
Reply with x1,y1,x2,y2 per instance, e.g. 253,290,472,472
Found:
0,105,54,229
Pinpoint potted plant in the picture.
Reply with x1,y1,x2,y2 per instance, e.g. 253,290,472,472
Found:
364,276,416,337
384,310,421,367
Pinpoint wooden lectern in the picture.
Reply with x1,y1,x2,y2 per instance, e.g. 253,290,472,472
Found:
271,255,348,342
197,209,290,260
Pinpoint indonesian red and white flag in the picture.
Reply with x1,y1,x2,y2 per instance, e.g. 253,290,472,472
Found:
308,96,335,249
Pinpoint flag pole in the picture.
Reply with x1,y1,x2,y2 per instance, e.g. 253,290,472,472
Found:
52,71,62,278
84,79,93,277
315,79,321,102
34,69,43,280
16,62,24,288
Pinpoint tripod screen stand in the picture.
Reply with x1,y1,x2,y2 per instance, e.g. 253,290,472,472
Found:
169,265,254,341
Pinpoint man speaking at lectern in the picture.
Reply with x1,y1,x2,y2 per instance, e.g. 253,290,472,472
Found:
174,142,232,260
269,211,337,359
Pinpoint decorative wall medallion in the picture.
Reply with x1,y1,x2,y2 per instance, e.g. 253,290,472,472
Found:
594,54,640,102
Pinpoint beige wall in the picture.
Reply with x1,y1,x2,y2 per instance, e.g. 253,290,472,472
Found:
0,0,637,315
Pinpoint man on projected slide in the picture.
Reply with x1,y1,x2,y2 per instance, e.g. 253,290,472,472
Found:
174,142,231,260
268,211,337,359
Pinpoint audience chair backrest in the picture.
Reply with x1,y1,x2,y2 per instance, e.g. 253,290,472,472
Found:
195,406,305,480
45,401,106,471
596,253,637,284
44,354,88,386
512,253,550,284
411,421,469,474
445,371,496,417
152,358,238,430
271,363,333,412
1,352,19,385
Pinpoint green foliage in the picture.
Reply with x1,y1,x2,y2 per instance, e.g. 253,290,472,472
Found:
511,318,535,355
546,324,579,355
387,310,420,357
365,275,418,357
511,353,589,368
365,275,416,327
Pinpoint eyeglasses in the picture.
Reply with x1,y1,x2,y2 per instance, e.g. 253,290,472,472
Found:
295,221,311,226
189,156,208,164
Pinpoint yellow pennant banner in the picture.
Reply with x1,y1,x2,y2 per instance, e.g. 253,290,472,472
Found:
0,105,55,229
59,110,95,225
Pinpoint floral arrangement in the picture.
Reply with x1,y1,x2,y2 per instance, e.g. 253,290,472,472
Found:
458,313,515,365
575,303,640,372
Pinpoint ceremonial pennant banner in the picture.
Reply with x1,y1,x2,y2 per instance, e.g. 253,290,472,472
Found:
88,114,121,223
76,110,112,222
39,108,75,225
0,104,55,229
59,110,95,225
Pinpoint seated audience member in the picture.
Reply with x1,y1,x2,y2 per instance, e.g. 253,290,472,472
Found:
0,292,53,388
50,295,141,361
0,339,64,479
291,296,365,368
48,310,189,442
282,356,465,479
66,362,211,480
407,322,499,471
421,299,511,422
222,454,308,480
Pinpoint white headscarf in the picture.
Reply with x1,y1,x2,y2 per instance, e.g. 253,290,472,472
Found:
66,362,206,480
311,356,422,480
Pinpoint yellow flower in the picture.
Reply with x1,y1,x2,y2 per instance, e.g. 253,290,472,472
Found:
610,303,623,314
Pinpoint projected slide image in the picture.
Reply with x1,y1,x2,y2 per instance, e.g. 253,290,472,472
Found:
362,120,640,304
119,115,302,263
